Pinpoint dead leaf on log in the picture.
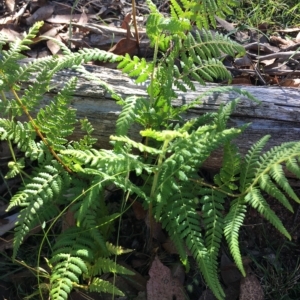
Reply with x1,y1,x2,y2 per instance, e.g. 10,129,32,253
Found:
109,21,138,55
108,36,137,55
280,78,300,87
121,13,132,30
147,256,186,300
26,4,55,25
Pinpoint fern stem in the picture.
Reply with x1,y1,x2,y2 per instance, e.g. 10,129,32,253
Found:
148,138,170,241
131,0,140,50
149,39,159,108
189,178,242,198
10,88,73,174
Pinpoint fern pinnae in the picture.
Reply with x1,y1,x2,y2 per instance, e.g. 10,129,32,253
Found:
224,198,247,276
259,173,294,212
286,156,300,178
0,22,43,76
50,228,94,300
239,135,271,191
269,164,299,203
200,189,225,261
115,96,148,137
251,142,300,203
88,278,124,296
160,191,224,299
245,188,291,239
88,257,134,276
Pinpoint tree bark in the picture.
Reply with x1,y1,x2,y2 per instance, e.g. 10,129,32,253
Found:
20,64,300,173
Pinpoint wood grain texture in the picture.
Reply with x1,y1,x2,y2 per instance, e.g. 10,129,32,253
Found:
15,63,300,171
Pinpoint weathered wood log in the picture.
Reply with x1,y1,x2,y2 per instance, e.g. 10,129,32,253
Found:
15,64,300,173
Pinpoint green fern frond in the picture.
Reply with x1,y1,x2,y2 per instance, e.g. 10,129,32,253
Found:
163,197,224,299
71,118,97,150
214,142,241,191
111,135,162,155
5,158,25,179
18,63,59,113
88,278,124,296
0,22,44,90
187,30,245,59
88,257,134,276
259,174,294,212
9,163,71,257
286,156,300,178
253,142,300,203
269,163,299,202
224,199,247,276
214,99,239,131
106,242,133,255
240,135,271,191
0,119,36,152
160,195,224,299
115,96,149,137
169,0,185,19
117,54,154,83
35,77,77,150
73,178,104,226
245,188,291,239
177,0,237,28
200,189,225,261
50,228,94,300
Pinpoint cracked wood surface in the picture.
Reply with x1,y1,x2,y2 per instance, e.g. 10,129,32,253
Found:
20,63,300,171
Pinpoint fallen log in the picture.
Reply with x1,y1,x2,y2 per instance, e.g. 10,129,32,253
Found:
11,63,300,173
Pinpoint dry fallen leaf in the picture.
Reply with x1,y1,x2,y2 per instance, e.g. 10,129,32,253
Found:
0,27,22,42
0,212,18,237
147,256,186,300
162,237,179,255
279,78,300,87
109,37,137,55
78,11,88,26
109,21,138,55
144,213,166,243
220,252,242,289
26,4,55,25
61,207,76,232
47,35,62,55
131,200,147,220
270,35,296,49
296,31,300,43
121,13,132,30
239,265,264,300
5,0,15,12
118,261,147,291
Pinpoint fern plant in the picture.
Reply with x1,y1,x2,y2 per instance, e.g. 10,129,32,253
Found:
1,0,300,300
